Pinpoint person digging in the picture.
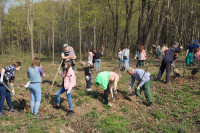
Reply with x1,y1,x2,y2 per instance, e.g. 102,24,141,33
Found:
95,71,119,106
127,67,153,107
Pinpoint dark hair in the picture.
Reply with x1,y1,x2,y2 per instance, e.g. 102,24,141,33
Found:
64,61,71,77
32,57,40,67
118,48,121,52
13,62,21,67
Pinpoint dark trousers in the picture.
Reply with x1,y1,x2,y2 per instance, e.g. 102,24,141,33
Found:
0,81,13,113
104,83,110,105
157,59,171,83
86,75,91,89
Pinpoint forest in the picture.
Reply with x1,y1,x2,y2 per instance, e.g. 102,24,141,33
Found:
0,0,200,59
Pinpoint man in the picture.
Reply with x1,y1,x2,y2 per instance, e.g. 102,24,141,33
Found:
157,42,182,84
186,41,195,67
127,67,152,107
95,71,119,106
123,45,130,70
61,44,76,70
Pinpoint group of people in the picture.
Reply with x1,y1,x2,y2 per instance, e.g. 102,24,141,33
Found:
0,41,200,117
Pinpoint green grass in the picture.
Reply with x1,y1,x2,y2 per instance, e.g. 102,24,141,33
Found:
96,114,130,132
151,110,166,120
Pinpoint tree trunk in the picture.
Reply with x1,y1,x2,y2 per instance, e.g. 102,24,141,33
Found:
79,2,82,61
52,25,55,64
27,0,34,60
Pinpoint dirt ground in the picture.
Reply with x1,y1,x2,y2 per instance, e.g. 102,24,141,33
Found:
0,54,200,132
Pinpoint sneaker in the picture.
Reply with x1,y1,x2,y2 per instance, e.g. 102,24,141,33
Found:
146,102,152,107
66,110,74,116
0,112,4,117
113,89,117,94
9,109,19,113
107,103,112,107
86,88,92,91
34,113,42,117
54,105,60,109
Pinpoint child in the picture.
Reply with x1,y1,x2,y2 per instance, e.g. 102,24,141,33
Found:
139,46,146,67
135,48,140,67
27,57,46,117
95,71,119,106
85,61,93,91
0,61,21,116
55,60,76,116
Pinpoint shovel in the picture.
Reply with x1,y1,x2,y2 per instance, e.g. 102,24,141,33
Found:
191,64,200,75
2,82,27,107
45,59,63,100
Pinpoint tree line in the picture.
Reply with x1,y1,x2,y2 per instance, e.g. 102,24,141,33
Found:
0,0,199,62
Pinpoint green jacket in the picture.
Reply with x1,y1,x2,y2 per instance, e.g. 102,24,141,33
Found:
95,71,111,90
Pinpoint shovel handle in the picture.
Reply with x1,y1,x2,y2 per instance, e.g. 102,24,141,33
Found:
48,59,64,94
2,82,21,103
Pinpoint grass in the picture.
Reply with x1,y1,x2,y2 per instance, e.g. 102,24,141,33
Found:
96,114,130,132
0,53,200,132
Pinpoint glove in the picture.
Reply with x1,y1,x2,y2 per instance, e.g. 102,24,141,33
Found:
0,78,3,83
128,86,132,93
136,86,140,90
57,68,61,72
85,76,90,81
67,90,71,95
11,89,15,96
180,46,183,49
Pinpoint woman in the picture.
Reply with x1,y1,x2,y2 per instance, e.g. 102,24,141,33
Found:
117,48,123,68
139,46,146,67
0,61,21,116
28,57,46,117
55,60,76,116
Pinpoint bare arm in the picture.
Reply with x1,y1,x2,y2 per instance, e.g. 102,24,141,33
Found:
109,82,114,99
61,53,76,60
1,68,5,80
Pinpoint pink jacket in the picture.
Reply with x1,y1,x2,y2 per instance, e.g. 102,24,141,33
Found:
196,51,200,62
59,67,76,91
139,50,146,60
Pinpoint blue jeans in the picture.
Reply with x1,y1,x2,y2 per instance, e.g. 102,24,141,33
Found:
29,83,41,115
118,58,122,67
0,81,13,113
95,59,101,71
124,57,129,69
56,87,73,110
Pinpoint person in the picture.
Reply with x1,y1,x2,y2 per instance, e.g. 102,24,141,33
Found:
152,44,157,59
92,49,97,69
157,45,161,58
95,71,119,106
117,48,123,68
157,42,182,84
127,67,152,106
55,60,76,116
195,48,200,62
61,44,76,70
193,40,199,64
0,61,21,117
185,41,195,67
88,49,93,63
85,61,93,91
135,48,140,67
138,46,146,67
95,50,103,71
123,45,130,70
27,57,45,117
161,44,168,57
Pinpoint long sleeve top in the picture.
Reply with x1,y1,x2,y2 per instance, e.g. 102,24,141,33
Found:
163,47,182,62
130,69,150,88
88,51,93,62
123,48,129,57
59,67,76,91
139,50,146,61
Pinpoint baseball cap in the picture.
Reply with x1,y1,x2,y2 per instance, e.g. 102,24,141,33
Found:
63,44,68,48
175,42,179,46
